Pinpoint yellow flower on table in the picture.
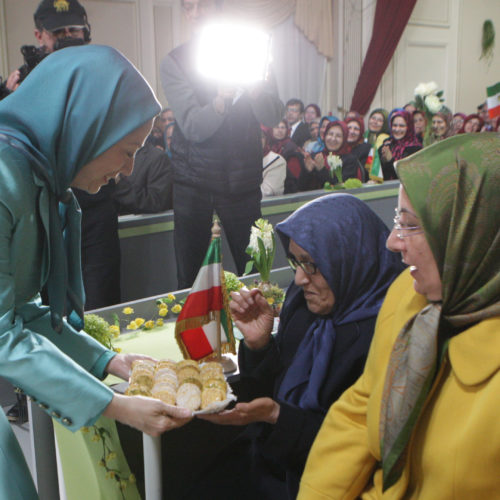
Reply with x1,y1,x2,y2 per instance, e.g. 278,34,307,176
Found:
158,306,168,317
144,320,155,330
172,304,182,314
134,317,145,327
108,324,120,337
156,318,164,327
126,321,137,330
167,293,176,301
122,307,134,315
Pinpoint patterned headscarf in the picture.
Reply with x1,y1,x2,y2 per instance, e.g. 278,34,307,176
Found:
380,133,500,490
0,45,160,331
389,110,421,161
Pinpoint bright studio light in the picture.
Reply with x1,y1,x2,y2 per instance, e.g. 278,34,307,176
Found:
196,22,271,85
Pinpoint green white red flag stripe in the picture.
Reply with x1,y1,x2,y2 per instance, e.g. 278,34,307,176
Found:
175,236,235,361
486,82,500,119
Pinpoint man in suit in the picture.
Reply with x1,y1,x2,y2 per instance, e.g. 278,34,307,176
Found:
286,98,310,148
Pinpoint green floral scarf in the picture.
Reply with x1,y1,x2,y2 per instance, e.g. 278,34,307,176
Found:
380,132,500,490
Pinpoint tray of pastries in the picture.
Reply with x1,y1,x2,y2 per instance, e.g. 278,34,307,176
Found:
123,359,236,414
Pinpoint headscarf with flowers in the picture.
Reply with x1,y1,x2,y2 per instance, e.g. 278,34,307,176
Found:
346,116,365,146
380,133,500,490
389,110,421,161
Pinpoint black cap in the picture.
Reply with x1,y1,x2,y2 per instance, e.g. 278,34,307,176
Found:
34,0,89,31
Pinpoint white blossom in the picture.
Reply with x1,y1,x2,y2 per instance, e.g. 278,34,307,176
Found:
327,153,343,170
248,219,274,252
425,94,442,113
414,81,438,97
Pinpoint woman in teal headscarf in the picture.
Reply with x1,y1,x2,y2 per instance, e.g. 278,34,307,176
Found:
299,132,500,499
0,45,191,499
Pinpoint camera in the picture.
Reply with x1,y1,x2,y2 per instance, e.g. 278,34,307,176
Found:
17,45,48,83
17,37,86,84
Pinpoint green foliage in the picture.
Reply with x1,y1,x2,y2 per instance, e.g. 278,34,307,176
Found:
224,271,244,295
84,314,114,350
481,20,495,62
344,178,363,189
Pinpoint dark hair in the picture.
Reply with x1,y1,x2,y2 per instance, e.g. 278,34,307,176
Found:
286,98,305,113
305,103,321,117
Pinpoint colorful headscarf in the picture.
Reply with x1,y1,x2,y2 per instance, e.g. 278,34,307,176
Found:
322,120,351,156
389,110,421,161
346,116,365,146
380,133,500,490
276,194,404,411
0,45,160,331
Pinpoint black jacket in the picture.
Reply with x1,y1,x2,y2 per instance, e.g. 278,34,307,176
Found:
113,143,172,214
238,282,377,499
166,42,281,195
290,121,310,148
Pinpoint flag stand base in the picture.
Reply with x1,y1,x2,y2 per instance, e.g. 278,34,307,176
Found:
217,355,237,374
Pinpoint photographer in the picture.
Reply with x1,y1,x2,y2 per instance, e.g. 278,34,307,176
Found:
0,0,90,97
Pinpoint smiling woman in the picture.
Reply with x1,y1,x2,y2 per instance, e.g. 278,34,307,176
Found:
0,45,191,499
299,132,500,500
198,193,404,499
71,120,153,194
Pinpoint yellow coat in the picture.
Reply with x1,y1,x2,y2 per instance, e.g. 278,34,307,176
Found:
298,269,500,499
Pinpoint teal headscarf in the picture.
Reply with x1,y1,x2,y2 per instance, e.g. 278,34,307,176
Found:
0,45,160,331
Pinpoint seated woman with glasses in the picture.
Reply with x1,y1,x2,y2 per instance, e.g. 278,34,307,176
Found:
199,193,404,499
298,133,500,499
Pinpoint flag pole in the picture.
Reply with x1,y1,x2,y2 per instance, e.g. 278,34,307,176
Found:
211,218,237,374
211,219,222,362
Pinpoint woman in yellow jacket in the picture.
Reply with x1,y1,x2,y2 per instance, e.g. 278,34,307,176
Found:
298,132,500,499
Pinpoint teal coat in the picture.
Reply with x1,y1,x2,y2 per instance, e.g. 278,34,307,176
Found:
0,45,160,499
0,144,115,499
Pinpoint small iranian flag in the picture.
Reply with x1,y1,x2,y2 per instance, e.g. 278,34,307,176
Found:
486,82,500,120
175,234,236,361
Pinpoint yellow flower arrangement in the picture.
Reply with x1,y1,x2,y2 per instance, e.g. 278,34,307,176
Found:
122,307,134,315
134,318,145,328
172,304,182,314
158,306,168,317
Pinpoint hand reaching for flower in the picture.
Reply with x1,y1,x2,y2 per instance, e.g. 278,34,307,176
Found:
229,288,274,350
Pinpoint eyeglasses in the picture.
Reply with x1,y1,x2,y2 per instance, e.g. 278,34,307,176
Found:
287,255,318,275
50,27,84,39
393,208,424,239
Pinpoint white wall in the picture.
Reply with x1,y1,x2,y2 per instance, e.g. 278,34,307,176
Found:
1,0,499,113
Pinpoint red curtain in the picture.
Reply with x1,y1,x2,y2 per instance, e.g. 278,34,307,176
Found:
350,0,418,115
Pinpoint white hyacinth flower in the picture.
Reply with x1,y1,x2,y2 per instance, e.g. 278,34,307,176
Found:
327,153,343,170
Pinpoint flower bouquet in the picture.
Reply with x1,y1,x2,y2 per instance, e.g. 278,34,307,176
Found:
244,218,284,315
414,81,445,144
324,153,362,191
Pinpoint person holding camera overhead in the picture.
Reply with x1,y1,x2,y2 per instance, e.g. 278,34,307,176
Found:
160,0,284,290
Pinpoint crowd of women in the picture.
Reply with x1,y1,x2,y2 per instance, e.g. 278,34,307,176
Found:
260,98,500,196
0,41,498,500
